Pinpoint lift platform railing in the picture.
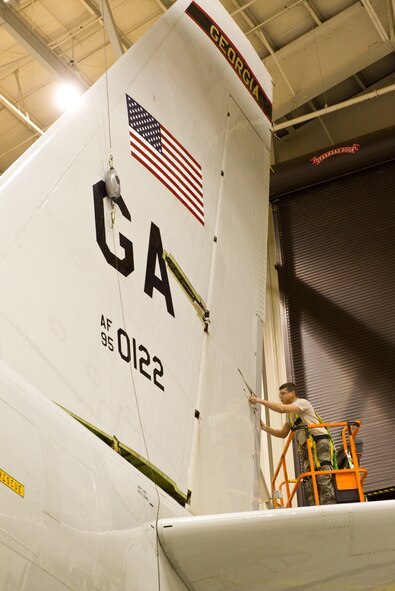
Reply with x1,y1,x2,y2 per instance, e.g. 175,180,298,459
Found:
271,420,368,508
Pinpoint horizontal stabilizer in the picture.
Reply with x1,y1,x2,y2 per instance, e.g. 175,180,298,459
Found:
158,501,395,590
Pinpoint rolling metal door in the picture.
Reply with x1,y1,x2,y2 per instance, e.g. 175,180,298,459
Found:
273,158,395,492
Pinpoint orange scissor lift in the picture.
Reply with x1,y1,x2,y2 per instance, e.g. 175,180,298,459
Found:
272,421,368,508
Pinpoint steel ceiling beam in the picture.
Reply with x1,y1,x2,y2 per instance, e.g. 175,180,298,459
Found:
244,0,305,37
272,82,395,131
228,0,297,102
79,0,131,56
97,0,124,59
0,92,44,135
264,2,394,120
79,0,102,17
302,0,321,26
390,0,395,42
230,0,260,16
152,0,170,11
360,0,389,42
388,0,395,44
0,0,88,91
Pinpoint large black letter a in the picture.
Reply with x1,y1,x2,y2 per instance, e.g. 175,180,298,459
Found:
144,223,175,317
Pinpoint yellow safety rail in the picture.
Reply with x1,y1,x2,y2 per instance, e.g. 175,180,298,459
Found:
272,420,368,508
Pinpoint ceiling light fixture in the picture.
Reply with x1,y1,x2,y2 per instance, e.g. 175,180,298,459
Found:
55,82,82,112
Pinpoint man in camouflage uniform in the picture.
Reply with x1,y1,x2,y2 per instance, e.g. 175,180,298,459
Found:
249,382,336,506
296,426,336,505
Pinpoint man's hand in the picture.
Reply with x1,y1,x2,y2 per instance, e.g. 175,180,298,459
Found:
260,419,268,432
249,395,260,405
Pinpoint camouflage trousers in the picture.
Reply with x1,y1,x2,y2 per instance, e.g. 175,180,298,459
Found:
299,437,336,506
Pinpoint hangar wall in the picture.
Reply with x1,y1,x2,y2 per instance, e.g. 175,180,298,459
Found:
270,127,395,492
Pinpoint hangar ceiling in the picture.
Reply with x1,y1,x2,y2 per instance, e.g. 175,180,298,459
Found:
0,0,394,174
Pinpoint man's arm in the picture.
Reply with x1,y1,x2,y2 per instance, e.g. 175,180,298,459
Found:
260,420,290,439
249,395,300,414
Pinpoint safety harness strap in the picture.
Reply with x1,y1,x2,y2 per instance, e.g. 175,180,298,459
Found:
289,412,337,470
312,434,330,441
290,416,303,430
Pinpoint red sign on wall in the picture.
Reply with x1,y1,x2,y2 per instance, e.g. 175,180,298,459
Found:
310,143,360,165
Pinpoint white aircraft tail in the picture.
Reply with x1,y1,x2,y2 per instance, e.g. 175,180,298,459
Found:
0,0,272,514
2,5,394,591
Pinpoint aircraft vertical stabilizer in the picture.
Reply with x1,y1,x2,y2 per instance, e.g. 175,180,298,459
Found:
0,0,272,507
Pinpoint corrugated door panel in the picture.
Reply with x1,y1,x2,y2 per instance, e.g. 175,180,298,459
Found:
274,159,395,492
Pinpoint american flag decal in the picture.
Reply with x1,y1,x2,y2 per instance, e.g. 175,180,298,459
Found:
126,94,204,225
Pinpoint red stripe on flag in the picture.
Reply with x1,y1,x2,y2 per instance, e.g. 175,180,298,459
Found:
130,131,204,212
131,151,205,225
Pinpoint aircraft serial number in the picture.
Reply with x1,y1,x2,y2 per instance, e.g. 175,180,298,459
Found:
100,316,164,391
